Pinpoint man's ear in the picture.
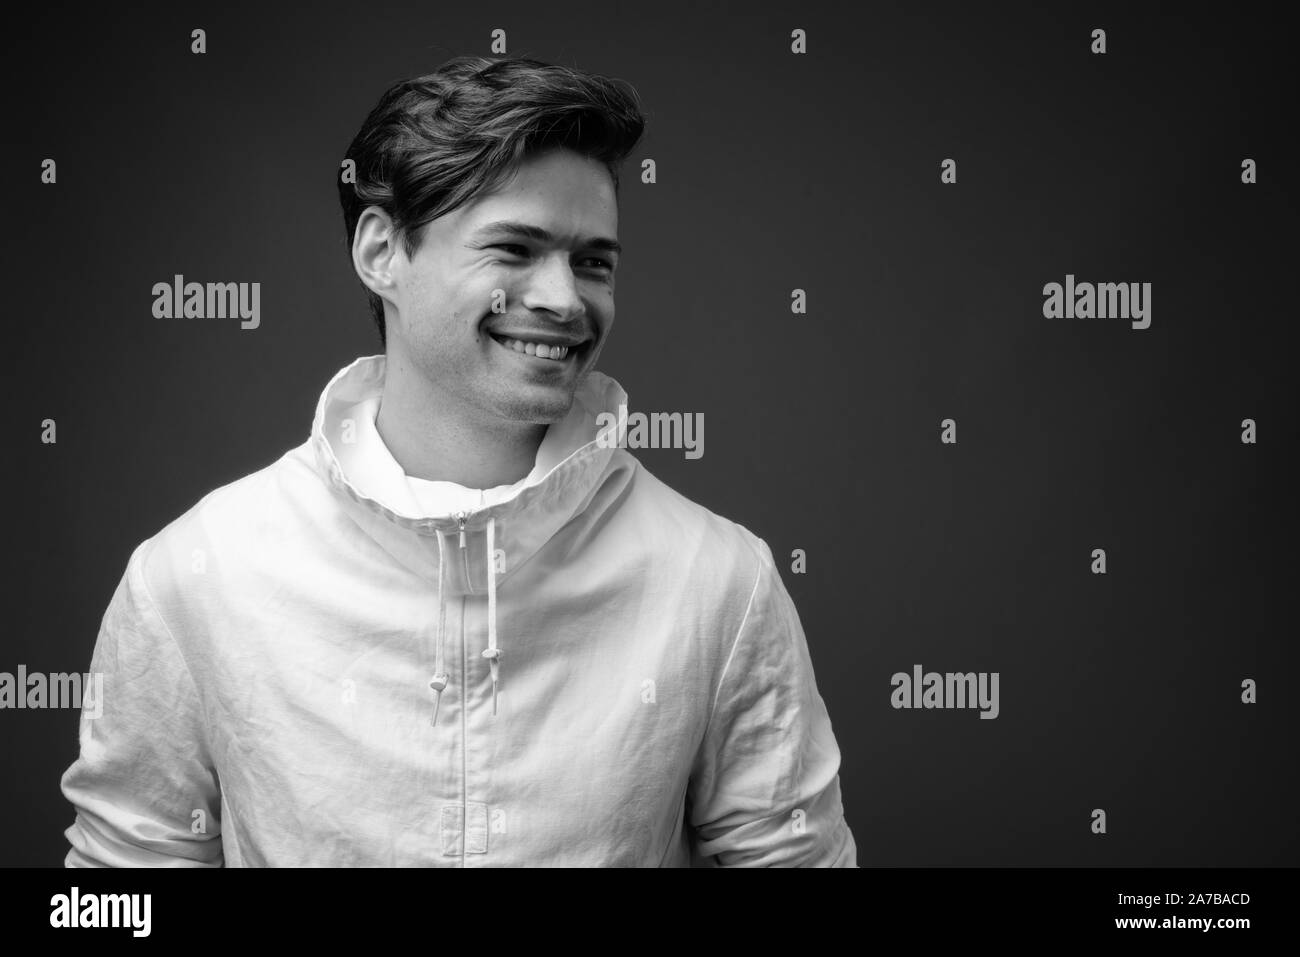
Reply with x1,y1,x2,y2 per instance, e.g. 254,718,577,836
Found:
352,206,401,312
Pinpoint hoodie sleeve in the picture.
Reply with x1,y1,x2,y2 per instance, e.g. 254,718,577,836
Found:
60,541,224,867
686,537,858,867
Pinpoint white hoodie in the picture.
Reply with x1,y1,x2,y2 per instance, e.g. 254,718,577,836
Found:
60,355,858,867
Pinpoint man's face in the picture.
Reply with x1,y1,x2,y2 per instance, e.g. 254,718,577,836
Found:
386,146,620,426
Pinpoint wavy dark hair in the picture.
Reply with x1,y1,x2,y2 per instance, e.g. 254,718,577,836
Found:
338,55,646,345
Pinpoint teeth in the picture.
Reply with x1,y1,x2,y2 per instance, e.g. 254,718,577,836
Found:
496,336,571,360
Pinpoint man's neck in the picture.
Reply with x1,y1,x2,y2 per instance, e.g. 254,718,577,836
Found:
375,352,545,490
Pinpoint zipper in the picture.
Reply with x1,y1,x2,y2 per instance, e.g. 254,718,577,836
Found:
455,509,477,594
433,511,476,729
459,594,468,864
430,512,471,726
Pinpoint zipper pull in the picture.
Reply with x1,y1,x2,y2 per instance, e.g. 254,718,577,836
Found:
456,511,469,549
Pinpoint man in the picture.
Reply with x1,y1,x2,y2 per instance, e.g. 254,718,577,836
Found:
60,55,858,867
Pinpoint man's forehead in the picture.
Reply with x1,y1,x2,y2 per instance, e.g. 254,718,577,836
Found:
456,180,618,244
466,216,619,250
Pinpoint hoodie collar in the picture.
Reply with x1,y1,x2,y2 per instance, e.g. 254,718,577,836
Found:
330,379,574,520
307,354,633,725
310,353,629,541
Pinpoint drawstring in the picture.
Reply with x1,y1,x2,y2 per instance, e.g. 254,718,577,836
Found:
482,516,502,715
429,516,503,724
429,530,450,726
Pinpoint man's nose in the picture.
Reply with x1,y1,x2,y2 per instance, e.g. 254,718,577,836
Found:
520,253,587,323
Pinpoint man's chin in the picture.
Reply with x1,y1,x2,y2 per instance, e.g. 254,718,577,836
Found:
493,387,578,426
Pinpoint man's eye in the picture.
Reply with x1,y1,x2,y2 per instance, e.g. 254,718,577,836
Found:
490,246,612,272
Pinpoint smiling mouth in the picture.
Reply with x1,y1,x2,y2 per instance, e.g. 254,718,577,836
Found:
489,333,590,362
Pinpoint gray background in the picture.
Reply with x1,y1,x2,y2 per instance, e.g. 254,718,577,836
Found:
4,0,1296,866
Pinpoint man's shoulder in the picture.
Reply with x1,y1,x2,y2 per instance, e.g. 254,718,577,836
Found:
131,439,322,589
618,455,775,594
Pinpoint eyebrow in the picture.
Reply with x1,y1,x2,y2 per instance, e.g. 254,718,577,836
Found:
472,220,622,256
